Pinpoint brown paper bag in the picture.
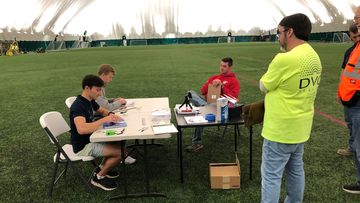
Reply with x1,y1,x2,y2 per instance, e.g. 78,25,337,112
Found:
207,84,221,103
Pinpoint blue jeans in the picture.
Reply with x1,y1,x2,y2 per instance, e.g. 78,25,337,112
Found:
193,127,203,144
261,139,305,203
344,106,355,149
345,99,360,184
188,90,207,145
188,90,207,107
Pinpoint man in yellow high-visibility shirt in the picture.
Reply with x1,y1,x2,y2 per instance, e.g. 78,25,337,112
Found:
259,13,322,203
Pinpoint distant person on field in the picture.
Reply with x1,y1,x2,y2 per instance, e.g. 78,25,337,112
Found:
259,13,322,202
186,57,240,152
340,5,360,194
70,74,123,191
337,24,360,157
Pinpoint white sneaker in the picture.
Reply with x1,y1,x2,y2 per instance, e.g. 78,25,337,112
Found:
121,156,136,165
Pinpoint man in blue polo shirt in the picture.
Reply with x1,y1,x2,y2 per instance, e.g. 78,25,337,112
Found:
70,74,123,191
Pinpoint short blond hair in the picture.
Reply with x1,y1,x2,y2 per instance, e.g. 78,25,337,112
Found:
98,64,116,75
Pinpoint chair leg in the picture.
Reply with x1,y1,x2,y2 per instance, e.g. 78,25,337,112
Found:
48,161,59,197
68,162,93,193
88,160,99,183
63,162,69,178
88,167,97,183
91,160,99,167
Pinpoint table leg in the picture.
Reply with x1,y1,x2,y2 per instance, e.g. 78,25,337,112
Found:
179,128,184,183
249,126,253,180
144,140,150,193
237,125,240,152
177,129,180,158
121,141,128,195
109,140,165,200
234,125,237,152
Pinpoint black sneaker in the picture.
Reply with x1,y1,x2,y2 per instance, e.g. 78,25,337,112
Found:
185,144,204,152
105,170,119,179
91,174,117,191
343,183,360,194
95,167,119,179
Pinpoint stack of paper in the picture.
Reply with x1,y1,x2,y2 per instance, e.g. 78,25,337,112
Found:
152,124,178,134
151,108,171,126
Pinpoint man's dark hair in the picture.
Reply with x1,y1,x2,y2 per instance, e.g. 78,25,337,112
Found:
279,13,312,41
82,74,104,89
221,57,233,66
349,24,358,34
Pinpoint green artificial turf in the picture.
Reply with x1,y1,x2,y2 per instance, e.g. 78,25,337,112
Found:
0,42,359,202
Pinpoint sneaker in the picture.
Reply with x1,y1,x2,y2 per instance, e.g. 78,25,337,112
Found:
337,147,353,156
91,174,117,191
120,156,136,165
95,167,119,179
343,183,360,194
185,144,204,152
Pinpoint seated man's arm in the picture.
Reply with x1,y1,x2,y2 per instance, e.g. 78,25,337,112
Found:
201,76,216,96
114,97,127,105
96,106,113,117
222,79,240,98
96,95,122,111
74,114,121,135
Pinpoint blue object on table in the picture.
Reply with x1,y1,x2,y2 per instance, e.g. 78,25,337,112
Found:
103,121,127,129
205,113,216,122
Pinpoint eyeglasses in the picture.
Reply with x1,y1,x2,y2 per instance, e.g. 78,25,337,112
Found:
354,16,360,21
351,34,360,40
276,28,289,38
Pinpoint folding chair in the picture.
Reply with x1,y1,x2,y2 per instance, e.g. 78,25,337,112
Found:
65,96,77,109
242,100,264,128
39,111,97,196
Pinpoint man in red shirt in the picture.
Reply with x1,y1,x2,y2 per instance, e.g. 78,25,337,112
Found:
186,57,240,152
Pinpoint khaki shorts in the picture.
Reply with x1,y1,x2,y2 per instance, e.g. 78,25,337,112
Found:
76,143,105,157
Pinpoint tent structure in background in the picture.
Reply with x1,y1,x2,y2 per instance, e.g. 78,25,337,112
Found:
0,0,358,41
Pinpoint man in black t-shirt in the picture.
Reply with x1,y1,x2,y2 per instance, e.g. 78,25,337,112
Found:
70,74,123,191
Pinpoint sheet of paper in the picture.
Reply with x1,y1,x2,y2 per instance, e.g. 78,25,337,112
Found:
184,116,208,124
152,124,178,134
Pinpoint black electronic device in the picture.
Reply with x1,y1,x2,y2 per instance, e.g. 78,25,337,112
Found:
179,92,193,110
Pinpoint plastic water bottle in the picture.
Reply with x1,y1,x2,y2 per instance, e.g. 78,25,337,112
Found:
216,97,228,121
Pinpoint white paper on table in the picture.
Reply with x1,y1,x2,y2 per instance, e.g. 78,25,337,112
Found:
184,116,208,124
125,100,135,107
152,124,178,134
